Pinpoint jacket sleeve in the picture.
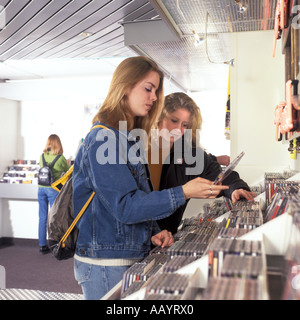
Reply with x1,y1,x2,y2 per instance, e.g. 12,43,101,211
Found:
85,129,186,225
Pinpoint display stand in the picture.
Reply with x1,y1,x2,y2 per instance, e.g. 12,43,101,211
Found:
0,184,38,200
121,212,292,300
105,171,300,300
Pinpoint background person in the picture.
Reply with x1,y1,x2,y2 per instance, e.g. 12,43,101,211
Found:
38,134,70,254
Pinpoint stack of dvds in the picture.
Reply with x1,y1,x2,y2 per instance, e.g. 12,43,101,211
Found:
162,256,197,273
264,171,298,207
121,254,170,299
167,220,225,258
178,198,229,233
203,238,264,299
200,199,230,222
144,272,190,300
218,200,263,239
264,183,300,222
208,238,262,278
202,277,261,300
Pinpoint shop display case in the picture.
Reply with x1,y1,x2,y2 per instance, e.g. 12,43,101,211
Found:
0,160,39,200
102,171,300,300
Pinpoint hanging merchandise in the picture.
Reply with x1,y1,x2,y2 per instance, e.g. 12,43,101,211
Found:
272,0,289,57
224,66,231,140
274,80,300,141
274,101,285,141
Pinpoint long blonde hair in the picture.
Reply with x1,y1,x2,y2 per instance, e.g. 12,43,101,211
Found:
43,134,63,155
93,56,164,135
157,92,202,146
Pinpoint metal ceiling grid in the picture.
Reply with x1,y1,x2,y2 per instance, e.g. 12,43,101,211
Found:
162,0,276,34
132,0,277,91
135,32,231,91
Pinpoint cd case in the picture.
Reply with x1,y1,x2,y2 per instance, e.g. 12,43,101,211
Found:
213,151,245,185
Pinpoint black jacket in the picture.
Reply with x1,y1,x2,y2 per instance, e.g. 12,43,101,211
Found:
157,139,250,234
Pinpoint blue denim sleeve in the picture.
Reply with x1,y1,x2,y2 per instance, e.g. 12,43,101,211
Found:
85,129,186,224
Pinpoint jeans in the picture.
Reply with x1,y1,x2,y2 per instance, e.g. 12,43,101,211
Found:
38,187,58,246
74,259,129,300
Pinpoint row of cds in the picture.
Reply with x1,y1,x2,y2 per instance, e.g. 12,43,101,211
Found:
264,171,298,206
264,182,300,222
120,171,300,300
0,160,39,184
121,198,264,299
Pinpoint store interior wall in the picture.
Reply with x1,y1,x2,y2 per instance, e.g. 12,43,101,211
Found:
230,30,289,186
0,99,20,175
0,30,295,238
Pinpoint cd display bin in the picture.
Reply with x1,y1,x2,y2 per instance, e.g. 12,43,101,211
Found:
122,211,291,300
103,186,295,300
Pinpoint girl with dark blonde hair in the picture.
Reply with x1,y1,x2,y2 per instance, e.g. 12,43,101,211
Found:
38,134,69,254
73,57,229,299
150,92,255,234
157,92,202,146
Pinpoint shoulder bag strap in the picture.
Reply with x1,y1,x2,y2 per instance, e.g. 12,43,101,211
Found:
59,191,95,248
59,124,110,248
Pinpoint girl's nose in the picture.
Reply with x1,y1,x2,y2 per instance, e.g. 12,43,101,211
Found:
151,91,157,101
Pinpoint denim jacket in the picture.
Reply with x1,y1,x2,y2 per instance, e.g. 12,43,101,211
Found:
72,123,185,259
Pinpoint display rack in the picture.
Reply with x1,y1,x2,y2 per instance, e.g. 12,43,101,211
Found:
102,171,300,300
0,160,39,185
122,210,291,300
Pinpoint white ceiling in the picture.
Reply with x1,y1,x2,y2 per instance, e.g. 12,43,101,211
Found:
0,0,278,100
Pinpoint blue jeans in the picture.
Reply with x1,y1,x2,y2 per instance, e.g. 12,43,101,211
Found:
38,187,58,246
74,259,129,300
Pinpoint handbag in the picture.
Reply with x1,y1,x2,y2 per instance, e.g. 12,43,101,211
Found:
47,124,109,260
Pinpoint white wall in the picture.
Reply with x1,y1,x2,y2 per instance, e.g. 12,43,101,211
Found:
20,99,88,161
0,99,20,174
191,86,230,157
229,30,288,186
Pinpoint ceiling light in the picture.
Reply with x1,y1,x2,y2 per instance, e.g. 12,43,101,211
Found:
192,30,205,47
80,32,92,37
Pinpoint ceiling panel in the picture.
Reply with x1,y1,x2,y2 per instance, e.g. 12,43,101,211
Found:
0,0,278,94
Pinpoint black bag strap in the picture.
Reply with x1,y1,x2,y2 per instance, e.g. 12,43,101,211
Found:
41,153,46,167
49,155,61,168
42,153,61,168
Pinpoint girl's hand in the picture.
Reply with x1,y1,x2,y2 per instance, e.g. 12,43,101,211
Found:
182,177,229,200
151,230,174,248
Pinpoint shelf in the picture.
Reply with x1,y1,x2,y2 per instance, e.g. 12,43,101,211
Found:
0,184,38,200
122,212,292,300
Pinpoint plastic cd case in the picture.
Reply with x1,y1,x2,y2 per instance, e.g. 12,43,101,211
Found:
213,151,245,185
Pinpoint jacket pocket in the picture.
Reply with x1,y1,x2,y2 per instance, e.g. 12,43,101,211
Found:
127,162,151,191
123,222,151,249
